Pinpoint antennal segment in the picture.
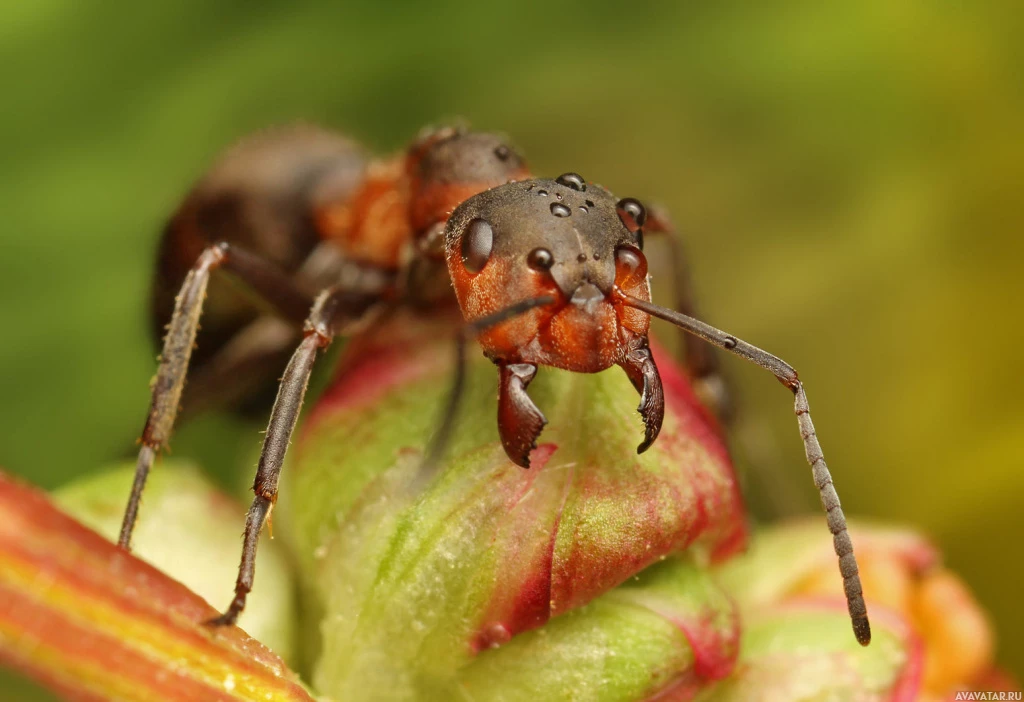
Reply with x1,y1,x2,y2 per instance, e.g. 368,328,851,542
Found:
618,291,871,646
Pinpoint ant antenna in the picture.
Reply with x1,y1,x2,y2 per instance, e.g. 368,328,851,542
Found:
618,291,871,646
420,295,556,475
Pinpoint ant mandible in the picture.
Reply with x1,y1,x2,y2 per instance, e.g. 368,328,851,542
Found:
118,124,870,647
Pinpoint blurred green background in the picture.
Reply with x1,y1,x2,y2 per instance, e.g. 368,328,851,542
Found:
1,0,1021,691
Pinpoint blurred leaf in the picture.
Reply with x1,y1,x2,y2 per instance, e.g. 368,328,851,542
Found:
715,520,1013,700
697,603,912,702
54,461,298,661
0,470,313,702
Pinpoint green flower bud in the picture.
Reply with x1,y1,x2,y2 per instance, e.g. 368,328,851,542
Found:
282,317,745,699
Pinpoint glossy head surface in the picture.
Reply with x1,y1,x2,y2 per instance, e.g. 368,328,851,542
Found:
445,175,652,372
408,127,530,233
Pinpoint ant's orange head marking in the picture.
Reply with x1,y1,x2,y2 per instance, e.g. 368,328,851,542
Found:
445,175,652,373
408,127,530,233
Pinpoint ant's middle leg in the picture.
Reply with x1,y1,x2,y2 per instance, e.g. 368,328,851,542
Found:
119,242,315,550
645,207,734,423
209,286,378,626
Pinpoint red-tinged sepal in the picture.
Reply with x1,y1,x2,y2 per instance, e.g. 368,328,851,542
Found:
286,314,746,698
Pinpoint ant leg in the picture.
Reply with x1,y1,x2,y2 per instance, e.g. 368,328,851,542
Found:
421,296,555,473
210,287,364,626
176,246,394,420
618,293,871,646
645,208,734,422
119,242,314,550
497,363,547,468
618,345,665,453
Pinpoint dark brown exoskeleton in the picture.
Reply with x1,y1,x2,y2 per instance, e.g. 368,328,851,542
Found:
148,125,530,416
120,125,870,647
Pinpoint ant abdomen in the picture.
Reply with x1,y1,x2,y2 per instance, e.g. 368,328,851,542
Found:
150,125,368,413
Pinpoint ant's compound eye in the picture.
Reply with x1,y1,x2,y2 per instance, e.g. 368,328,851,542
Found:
527,247,554,272
555,172,586,192
615,245,646,286
494,144,511,161
462,218,494,274
616,197,647,232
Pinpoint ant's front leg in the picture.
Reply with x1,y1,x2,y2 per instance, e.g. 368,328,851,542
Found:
618,345,665,454
119,242,315,550
497,363,547,468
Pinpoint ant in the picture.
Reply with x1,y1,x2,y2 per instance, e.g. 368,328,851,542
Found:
118,124,870,647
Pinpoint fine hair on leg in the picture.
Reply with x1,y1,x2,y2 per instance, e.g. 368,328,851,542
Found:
119,242,314,550
209,287,360,626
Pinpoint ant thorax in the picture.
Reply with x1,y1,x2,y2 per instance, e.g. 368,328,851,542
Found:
315,129,531,271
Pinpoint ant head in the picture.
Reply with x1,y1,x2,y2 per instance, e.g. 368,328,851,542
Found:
407,126,529,233
445,175,652,372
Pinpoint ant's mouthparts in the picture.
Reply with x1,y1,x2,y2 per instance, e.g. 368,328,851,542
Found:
570,282,604,308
